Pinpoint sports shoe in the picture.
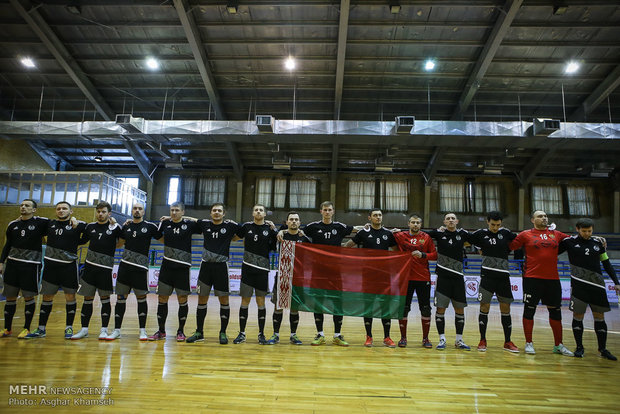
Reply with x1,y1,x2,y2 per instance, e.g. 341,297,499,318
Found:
524,342,536,355
139,329,148,341
71,327,89,340
333,335,349,347
599,349,617,361
233,332,246,344
422,338,433,348
455,339,471,350
24,328,46,339
106,329,121,341
266,334,279,345
219,332,228,344
176,331,186,342
574,346,585,358
311,334,326,346
185,331,204,343
98,328,108,340
503,341,519,353
553,343,574,357
364,335,373,347
17,328,30,339
398,337,407,348
148,330,166,341
290,334,303,345
1,329,12,338
383,337,396,348
436,338,446,350
258,333,268,345
64,327,73,340
477,339,487,352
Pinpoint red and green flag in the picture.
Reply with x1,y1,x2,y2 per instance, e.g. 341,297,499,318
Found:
277,241,411,319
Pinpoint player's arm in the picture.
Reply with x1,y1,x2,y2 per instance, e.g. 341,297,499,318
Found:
600,252,620,292
0,228,10,272
509,231,525,251
344,239,357,248
424,235,438,260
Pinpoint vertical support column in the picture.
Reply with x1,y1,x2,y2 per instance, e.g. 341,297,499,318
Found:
145,180,154,220
235,181,243,222
518,187,525,230
330,183,336,205
614,191,620,233
423,185,431,225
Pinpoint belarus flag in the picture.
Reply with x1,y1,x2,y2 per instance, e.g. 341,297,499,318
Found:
277,241,411,319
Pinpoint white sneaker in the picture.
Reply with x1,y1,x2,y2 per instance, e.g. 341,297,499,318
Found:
553,343,574,357
525,342,536,355
71,328,89,340
105,329,121,341
139,329,148,341
98,328,108,340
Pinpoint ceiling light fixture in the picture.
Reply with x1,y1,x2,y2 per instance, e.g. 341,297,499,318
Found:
20,57,36,68
284,57,296,71
389,3,401,14
564,61,579,74
94,155,103,162
146,57,159,70
424,60,436,71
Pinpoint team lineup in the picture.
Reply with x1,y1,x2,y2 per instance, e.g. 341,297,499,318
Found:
1,198,619,361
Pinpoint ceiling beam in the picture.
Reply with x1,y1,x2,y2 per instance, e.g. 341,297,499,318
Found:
570,64,620,121
518,146,558,187
173,0,225,120
27,140,72,171
10,0,114,121
451,0,523,120
122,138,153,182
333,0,350,120
423,147,445,185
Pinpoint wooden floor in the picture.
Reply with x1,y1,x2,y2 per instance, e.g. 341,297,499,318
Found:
1,295,619,413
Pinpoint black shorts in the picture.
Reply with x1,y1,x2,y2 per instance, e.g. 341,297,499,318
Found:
81,263,114,293
570,278,610,314
435,273,467,308
2,259,40,297
116,261,149,295
158,260,190,293
197,262,229,296
41,259,79,293
404,280,432,315
523,277,561,308
241,263,269,293
479,276,514,304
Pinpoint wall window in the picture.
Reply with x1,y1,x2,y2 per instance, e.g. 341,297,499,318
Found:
167,176,180,205
380,180,408,212
531,185,563,214
290,179,317,209
197,177,226,207
348,180,375,211
439,182,465,212
256,177,287,209
567,185,596,216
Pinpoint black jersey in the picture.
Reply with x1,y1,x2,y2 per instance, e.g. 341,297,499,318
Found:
198,219,242,262
282,232,311,243
351,226,397,250
158,219,201,267
559,236,615,286
427,228,470,277
1,216,49,264
44,219,87,264
120,221,161,270
470,228,516,278
81,221,123,270
304,220,353,246
236,222,277,271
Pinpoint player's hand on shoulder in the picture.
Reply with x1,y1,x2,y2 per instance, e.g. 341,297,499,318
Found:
265,220,276,230
70,216,78,228
123,218,131,226
437,226,446,232
109,217,117,225
614,284,620,294
0,263,4,274
592,235,607,249
160,215,170,221
277,229,286,242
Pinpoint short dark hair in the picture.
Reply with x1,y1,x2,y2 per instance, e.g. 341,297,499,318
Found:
320,201,334,210
368,207,382,216
55,201,72,209
575,218,594,229
211,202,225,212
487,211,503,221
408,213,422,221
171,201,185,211
286,211,300,220
253,203,266,210
22,199,37,209
96,201,112,212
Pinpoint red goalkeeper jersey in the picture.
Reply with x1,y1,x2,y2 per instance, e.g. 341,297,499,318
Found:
509,228,569,280
394,230,437,281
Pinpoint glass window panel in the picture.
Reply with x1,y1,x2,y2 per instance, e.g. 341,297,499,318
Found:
485,184,501,212
167,177,180,205
7,181,18,204
0,183,7,203
20,173,32,181
348,180,375,210
380,180,408,211
18,182,31,202
256,178,272,207
439,183,464,212
197,177,225,207
53,182,66,205
88,182,100,205
43,184,53,204
183,177,196,207
77,183,89,205
567,186,595,216
66,174,78,182
65,182,77,205
274,178,287,208
531,185,563,214
31,183,42,204
290,179,316,209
